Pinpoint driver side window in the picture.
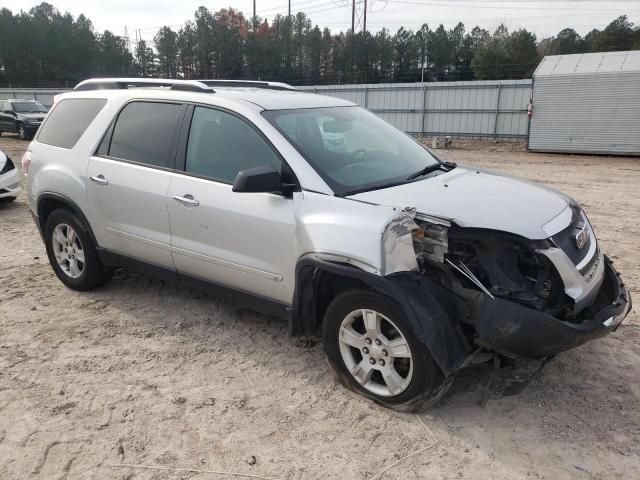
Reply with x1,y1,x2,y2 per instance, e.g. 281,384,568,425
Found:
186,107,282,183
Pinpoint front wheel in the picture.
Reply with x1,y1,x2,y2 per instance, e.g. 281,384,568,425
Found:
322,289,450,411
44,209,112,290
17,123,28,140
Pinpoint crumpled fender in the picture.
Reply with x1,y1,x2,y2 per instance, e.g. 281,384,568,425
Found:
291,257,470,377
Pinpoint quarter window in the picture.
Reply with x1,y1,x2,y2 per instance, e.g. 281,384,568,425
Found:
37,98,106,149
109,102,184,168
185,106,281,183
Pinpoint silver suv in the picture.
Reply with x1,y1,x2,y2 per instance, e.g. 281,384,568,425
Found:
25,78,631,410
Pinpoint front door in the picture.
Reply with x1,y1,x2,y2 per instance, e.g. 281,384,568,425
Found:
86,100,186,270
0,102,15,132
167,106,297,303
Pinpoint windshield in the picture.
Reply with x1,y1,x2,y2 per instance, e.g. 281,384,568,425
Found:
12,101,48,113
263,106,439,195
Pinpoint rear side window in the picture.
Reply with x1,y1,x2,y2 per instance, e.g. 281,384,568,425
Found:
37,98,107,149
108,101,184,168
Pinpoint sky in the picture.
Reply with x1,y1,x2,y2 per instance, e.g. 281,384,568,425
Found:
1,0,639,44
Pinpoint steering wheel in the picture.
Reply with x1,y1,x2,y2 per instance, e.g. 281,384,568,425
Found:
350,148,367,161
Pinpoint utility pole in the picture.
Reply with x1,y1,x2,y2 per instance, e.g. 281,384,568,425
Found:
351,0,355,33
288,0,291,17
363,0,367,34
253,0,256,24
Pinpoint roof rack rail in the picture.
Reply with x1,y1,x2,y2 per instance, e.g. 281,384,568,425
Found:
196,79,297,91
73,78,215,93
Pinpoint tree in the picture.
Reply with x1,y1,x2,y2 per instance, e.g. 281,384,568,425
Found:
0,3,638,87
472,25,539,80
154,27,178,77
194,7,215,78
177,22,197,79
592,15,636,51
134,39,155,77
550,28,585,55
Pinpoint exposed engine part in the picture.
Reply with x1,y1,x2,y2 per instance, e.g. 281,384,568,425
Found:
445,258,495,300
444,231,571,317
412,221,448,264
381,208,451,275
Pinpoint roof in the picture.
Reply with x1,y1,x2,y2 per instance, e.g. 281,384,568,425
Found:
215,88,355,110
69,77,355,110
534,50,640,78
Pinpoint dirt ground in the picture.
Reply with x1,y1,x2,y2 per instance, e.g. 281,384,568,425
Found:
0,134,638,480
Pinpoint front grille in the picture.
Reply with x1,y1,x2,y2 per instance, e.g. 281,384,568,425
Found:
551,213,592,266
0,157,15,175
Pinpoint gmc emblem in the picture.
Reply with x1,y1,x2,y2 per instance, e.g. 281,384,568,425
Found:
575,225,589,250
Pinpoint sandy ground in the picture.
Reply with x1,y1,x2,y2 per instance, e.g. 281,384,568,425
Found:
0,134,638,480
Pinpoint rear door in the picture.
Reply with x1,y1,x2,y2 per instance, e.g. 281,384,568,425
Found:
86,100,186,269
167,105,297,303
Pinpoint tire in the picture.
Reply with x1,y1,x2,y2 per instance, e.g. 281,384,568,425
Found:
0,196,17,203
17,123,29,140
322,289,451,412
44,208,112,290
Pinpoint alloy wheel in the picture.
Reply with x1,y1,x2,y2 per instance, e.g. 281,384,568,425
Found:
338,309,413,397
51,223,85,278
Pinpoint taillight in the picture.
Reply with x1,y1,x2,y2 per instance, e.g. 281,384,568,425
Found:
21,150,32,175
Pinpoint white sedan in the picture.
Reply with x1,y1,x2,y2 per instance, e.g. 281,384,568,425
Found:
0,149,20,202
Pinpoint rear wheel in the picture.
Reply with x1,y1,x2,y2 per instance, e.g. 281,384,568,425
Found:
44,209,112,290
322,289,450,411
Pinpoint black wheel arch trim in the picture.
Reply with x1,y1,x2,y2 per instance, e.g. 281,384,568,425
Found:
36,192,100,247
290,257,471,377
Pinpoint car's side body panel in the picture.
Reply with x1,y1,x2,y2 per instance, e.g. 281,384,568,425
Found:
86,156,175,269
168,172,298,303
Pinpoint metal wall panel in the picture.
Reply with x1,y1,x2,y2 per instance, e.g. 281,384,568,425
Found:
530,51,640,155
2,80,532,139
0,88,67,107
300,80,532,139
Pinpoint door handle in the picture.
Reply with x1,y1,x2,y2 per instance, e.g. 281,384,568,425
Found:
89,174,108,186
173,194,199,207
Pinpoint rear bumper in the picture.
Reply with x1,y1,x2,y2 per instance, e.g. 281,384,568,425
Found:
471,256,631,358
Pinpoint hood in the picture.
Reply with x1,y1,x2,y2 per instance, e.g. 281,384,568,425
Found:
18,113,46,120
348,166,572,240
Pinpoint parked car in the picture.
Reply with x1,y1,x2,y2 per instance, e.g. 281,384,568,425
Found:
24,78,631,411
0,99,49,140
0,149,20,202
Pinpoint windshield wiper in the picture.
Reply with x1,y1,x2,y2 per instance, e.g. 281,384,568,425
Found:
406,161,456,180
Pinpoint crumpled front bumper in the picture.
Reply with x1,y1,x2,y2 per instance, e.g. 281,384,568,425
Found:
470,256,631,359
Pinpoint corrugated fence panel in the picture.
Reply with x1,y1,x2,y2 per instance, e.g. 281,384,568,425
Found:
4,80,532,139
0,89,67,107
300,80,532,139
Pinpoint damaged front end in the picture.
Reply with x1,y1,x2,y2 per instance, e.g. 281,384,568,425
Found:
382,208,632,362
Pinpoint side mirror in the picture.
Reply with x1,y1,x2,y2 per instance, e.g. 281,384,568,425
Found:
4,110,14,115
233,164,293,195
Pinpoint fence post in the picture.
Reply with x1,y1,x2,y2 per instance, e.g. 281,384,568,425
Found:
421,84,427,138
364,86,369,109
493,83,502,140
